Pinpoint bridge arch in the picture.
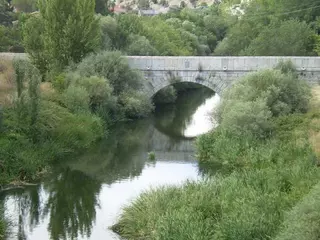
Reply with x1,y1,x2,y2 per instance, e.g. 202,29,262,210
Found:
141,69,229,99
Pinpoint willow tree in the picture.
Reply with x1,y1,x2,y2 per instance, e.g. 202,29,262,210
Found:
24,0,101,74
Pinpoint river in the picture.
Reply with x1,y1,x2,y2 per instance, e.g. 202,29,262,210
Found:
1,88,220,240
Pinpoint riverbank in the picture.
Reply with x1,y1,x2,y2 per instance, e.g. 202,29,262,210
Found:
0,51,155,188
1,86,215,239
113,67,320,240
0,51,155,236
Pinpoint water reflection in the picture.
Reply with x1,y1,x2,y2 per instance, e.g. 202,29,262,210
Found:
184,94,220,137
154,88,218,138
3,88,218,240
43,169,101,240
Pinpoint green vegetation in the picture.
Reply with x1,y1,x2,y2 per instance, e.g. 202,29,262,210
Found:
1,0,320,237
274,182,320,240
114,63,320,240
0,210,5,240
148,151,156,160
0,0,153,187
23,0,101,72
2,0,320,56
0,53,152,187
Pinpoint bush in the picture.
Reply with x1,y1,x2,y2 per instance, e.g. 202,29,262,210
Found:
275,60,298,77
218,69,310,123
75,51,153,119
219,98,273,138
70,75,113,110
51,73,68,92
0,99,104,185
37,100,103,151
62,85,90,114
138,0,150,9
76,51,142,95
196,69,313,168
119,90,154,119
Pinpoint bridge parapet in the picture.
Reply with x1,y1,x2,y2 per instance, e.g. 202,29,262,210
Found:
127,56,320,72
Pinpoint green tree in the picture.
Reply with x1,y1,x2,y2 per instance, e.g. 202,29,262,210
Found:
0,0,14,25
22,15,48,79
116,14,143,49
126,34,159,56
100,15,118,50
243,20,315,56
214,20,259,55
31,0,101,72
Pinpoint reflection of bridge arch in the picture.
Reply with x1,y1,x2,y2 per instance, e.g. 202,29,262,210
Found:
68,120,197,183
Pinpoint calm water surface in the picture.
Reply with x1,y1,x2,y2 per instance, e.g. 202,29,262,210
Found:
2,88,220,240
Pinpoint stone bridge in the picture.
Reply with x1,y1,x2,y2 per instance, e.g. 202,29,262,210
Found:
127,56,320,97
1,53,320,97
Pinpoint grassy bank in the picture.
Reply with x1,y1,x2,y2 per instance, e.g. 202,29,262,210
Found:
113,65,320,240
0,51,153,188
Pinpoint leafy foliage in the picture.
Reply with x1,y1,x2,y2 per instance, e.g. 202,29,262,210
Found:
243,20,315,56
23,0,101,73
74,51,154,119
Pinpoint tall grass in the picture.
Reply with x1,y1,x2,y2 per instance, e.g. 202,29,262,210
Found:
0,60,15,106
0,59,104,186
274,182,320,240
309,86,320,159
114,126,320,240
114,65,320,239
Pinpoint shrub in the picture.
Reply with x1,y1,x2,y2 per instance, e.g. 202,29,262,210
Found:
76,51,142,95
218,69,311,121
69,75,113,110
51,73,68,92
275,60,298,77
0,98,104,185
37,100,103,151
61,85,90,114
119,90,154,119
219,98,273,138
76,51,153,119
